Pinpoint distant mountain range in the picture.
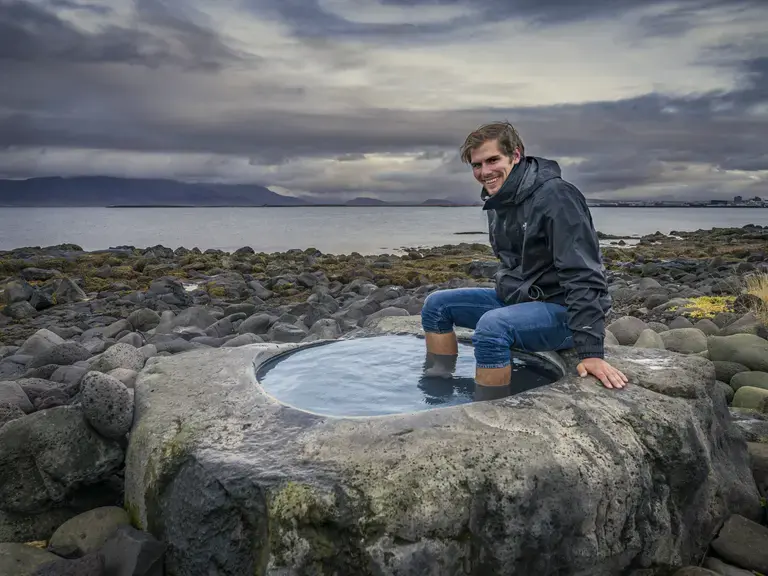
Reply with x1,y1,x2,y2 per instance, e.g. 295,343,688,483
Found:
0,176,477,207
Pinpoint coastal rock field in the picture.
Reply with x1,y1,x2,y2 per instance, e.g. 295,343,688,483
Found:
0,224,767,575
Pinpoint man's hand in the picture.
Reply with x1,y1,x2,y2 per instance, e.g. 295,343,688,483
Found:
577,357,628,389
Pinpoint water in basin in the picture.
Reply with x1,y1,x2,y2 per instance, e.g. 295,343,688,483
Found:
256,334,561,417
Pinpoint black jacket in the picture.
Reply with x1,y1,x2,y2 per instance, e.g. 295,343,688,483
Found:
481,155,610,360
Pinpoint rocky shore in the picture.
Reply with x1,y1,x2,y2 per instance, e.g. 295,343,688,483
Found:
0,224,767,575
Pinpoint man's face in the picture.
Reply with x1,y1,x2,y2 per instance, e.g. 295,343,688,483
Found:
469,140,519,196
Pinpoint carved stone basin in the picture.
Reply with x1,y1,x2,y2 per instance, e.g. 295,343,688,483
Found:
124,315,760,576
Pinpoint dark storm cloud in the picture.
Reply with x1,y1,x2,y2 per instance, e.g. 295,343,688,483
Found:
48,0,112,15
0,0,242,70
0,0,766,200
252,0,765,38
5,65,765,181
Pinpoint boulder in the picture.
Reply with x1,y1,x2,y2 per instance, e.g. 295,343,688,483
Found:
721,312,763,337
732,387,768,411
703,557,754,575
4,301,36,319
32,553,105,576
28,342,92,369
659,328,708,354
713,362,751,385
710,514,768,574
0,381,34,413
747,442,768,498
52,278,87,304
0,403,25,427
606,316,649,345
0,406,124,514
0,543,59,576
48,506,130,558
17,330,65,357
125,316,760,576
127,308,161,332
708,334,768,372
89,343,145,373
107,368,138,389
633,328,665,349
80,372,134,440
100,525,166,576
693,319,720,336
716,381,735,404
731,372,768,393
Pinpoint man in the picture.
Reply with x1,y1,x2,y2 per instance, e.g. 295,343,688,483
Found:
421,121,627,400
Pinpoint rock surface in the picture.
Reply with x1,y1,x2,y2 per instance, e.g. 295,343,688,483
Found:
124,315,760,576
710,514,768,574
48,506,130,558
79,372,134,440
0,406,124,514
0,543,59,576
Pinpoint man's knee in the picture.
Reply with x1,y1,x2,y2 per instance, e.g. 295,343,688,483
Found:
472,309,512,368
472,309,510,345
421,289,452,332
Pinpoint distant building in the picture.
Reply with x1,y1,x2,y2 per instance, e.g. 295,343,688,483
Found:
734,195,743,203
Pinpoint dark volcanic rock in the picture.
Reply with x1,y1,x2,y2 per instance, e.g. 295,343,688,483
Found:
80,372,134,440
33,553,105,576
28,342,92,369
2,280,35,304
711,515,768,574
0,406,124,514
53,279,88,304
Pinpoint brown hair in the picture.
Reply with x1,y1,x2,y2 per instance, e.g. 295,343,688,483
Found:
459,121,525,164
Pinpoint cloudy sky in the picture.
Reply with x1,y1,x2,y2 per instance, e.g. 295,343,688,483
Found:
1,0,767,202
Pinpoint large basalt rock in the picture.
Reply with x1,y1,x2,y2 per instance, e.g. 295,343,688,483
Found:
124,316,760,576
0,406,125,515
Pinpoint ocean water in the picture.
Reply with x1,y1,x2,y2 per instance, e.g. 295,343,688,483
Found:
0,206,765,255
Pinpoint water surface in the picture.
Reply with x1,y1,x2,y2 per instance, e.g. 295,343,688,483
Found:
0,206,765,254
256,335,559,417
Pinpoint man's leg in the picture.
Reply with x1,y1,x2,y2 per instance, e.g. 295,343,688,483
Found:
472,301,573,400
420,287,505,376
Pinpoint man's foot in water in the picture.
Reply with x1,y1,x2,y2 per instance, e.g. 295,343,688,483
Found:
422,352,458,378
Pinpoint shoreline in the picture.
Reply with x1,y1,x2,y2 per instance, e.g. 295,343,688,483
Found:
0,224,766,564
0,204,766,209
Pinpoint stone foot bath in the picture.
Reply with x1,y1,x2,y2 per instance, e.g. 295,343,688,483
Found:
125,316,760,576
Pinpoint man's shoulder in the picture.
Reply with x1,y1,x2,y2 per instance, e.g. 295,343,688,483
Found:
531,174,587,210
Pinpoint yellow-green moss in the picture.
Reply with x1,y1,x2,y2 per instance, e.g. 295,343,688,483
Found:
128,419,202,534
111,266,135,279
124,501,143,530
678,296,736,319
82,276,113,293
205,284,227,298
268,482,343,570
270,482,331,526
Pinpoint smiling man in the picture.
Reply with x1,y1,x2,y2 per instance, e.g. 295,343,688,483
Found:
421,121,627,400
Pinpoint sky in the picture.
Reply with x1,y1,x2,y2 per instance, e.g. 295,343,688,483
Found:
1,0,767,203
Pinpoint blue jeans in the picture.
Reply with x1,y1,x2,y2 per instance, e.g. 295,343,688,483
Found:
421,288,574,369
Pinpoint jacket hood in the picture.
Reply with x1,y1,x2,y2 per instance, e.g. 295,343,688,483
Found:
481,156,562,210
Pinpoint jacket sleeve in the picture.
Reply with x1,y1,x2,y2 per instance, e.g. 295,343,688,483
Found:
543,183,608,360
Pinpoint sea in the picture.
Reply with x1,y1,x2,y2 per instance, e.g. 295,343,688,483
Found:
0,207,766,256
